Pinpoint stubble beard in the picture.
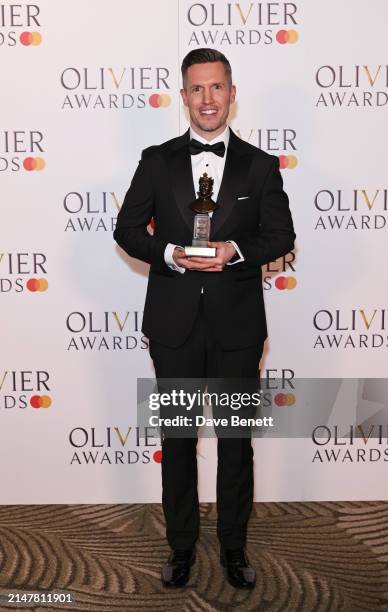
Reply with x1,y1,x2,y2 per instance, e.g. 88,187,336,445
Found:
192,112,227,135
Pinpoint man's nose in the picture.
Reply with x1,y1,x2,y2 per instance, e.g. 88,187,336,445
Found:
202,87,214,104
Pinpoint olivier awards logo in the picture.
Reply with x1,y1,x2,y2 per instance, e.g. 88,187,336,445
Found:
185,2,299,46
0,130,45,173
263,251,297,291
0,252,48,294
0,370,52,410
60,67,172,110
69,426,162,465
312,425,388,463
0,3,42,47
315,65,388,108
65,310,148,351
63,191,122,232
235,127,298,169
313,309,388,349
314,189,388,231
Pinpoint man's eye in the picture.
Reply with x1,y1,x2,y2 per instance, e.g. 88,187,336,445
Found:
214,84,222,90
192,87,200,92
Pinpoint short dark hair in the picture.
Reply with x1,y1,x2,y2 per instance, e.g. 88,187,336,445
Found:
181,48,232,88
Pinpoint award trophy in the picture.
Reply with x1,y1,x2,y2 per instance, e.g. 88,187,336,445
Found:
184,173,218,257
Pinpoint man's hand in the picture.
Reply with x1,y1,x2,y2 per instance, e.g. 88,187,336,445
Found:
172,242,236,272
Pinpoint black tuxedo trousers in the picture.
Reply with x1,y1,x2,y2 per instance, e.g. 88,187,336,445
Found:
114,129,295,550
149,295,264,550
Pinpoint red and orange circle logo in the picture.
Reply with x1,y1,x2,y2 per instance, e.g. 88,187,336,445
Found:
276,30,298,44
153,450,162,463
23,157,45,171
26,278,48,292
20,32,42,46
274,393,295,406
279,155,298,170
30,395,52,408
149,94,171,108
275,276,297,290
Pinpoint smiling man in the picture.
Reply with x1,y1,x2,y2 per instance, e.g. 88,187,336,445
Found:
114,48,295,589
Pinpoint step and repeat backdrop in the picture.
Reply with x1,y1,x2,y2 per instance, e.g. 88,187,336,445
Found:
1,0,387,502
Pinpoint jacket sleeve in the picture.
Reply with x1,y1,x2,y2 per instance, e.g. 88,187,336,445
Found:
234,156,296,267
113,151,169,271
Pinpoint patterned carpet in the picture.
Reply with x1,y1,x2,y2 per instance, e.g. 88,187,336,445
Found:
0,503,387,611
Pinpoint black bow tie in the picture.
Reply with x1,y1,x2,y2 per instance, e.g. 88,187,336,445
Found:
189,138,226,158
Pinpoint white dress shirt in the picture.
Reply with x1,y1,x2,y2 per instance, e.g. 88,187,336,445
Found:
164,125,244,273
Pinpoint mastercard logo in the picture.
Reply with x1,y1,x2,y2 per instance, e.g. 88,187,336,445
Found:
279,155,298,170
20,31,42,46
26,278,48,292
153,450,162,463
149,93,171,108
275,393,295,407
30,395,52,409
276,30,298,44
23,157,45,171
275,276,297,290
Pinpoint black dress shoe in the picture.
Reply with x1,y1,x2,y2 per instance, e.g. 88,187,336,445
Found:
220,548,256,589
161,548,196,587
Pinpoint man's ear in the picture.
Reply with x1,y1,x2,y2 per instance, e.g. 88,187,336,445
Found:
180,88,188,106
230,84,236,104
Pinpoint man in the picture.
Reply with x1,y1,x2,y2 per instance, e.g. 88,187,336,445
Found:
114,48,295,589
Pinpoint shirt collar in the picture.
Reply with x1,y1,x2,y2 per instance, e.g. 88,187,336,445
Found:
189,125,230,149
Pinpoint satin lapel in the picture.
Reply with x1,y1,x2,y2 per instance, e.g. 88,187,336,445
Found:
210,142,250,238
166,134,196,234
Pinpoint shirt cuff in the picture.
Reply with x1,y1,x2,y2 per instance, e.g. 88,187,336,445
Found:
164,243,186,274
226,240,245,265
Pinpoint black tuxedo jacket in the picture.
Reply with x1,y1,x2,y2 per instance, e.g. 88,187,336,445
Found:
114,129,295,350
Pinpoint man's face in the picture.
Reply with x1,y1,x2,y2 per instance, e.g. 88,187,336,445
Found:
180,61,236,140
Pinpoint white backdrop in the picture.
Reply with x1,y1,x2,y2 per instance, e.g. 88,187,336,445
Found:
1,0,387,503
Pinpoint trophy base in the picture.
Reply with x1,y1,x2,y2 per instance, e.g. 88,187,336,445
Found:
184,246,217,257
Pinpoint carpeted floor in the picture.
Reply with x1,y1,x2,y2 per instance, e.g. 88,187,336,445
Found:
0,503,387,611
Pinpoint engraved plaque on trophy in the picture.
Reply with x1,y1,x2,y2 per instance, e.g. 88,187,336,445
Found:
184,173,218,257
